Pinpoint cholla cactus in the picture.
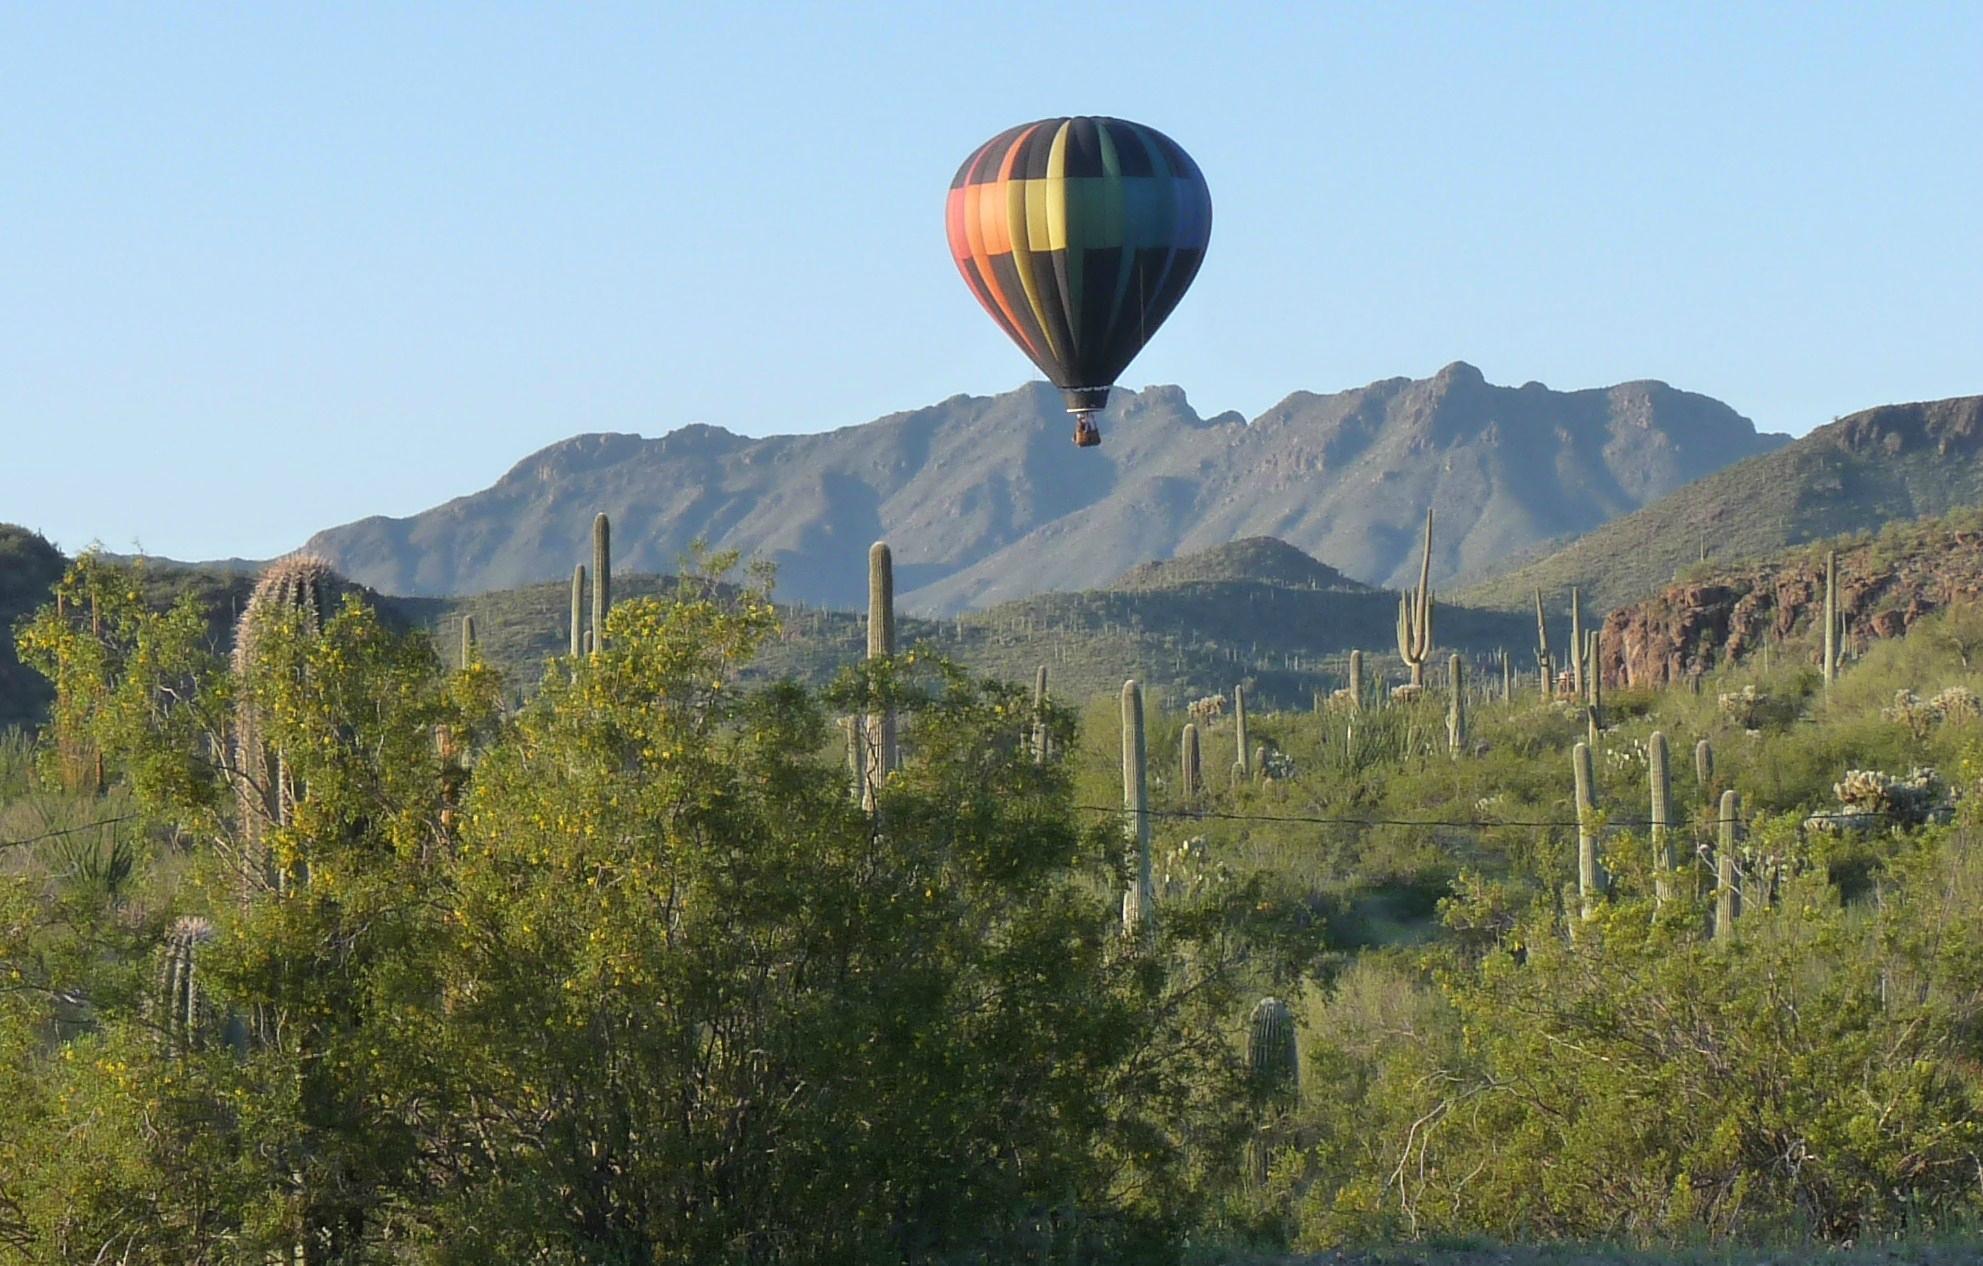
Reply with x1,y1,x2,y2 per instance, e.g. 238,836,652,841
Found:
1390,683,1424,705
1814,767,1953,833
1186,694,1228,724
1604,737,1649,774
1930,686,1982,724
1882,689,1934,738
1262,749,1298,781
1718,685,1769,731
1162,835,1227,898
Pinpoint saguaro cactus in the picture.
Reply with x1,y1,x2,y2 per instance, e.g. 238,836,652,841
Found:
863,542,898,811
1246,996,1300,1185
1534,588,1553,701
569,564,586,659
1715,790,1742,941
1501,650,1513,703
841,716,866,801
1573,741,1603,917
1397,510,1435,687
233,555,346,896
1823,549,1841,691
1585,630,1600,706
1233,684,1250,784
1649,731,1673,905
1348,649,1364,713
459,614,476,669
1121,680,1155,936
591,513,611,654
1032,664,1050,763
152,915,216,1055
1181,722,1201,799
1447,654,1465,757
1695,738,1715,801
1249,996,1299,1092
1569,588,1585,698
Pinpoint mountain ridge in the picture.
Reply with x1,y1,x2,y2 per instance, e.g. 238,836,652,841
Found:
1456,393,1983,616
297,365,1787,614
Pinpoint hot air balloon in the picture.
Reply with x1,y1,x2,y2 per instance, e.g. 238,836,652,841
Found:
946,116,1212,448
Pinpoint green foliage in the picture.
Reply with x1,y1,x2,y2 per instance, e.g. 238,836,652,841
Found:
1,553,1311,1263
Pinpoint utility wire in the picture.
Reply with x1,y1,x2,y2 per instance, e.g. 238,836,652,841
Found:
1073,804,1899,832
0,814,140,851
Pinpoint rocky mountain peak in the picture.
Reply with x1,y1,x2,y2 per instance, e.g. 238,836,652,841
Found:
304,367,1786,612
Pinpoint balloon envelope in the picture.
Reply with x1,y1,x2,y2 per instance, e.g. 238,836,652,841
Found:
946,116,1212,415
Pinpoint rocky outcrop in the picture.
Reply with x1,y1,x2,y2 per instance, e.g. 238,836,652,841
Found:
1599,511,1983,687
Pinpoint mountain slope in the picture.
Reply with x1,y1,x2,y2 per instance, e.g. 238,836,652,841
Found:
0,528,68,728
1458,394,1983,616
1596,508,1983,687
413,538,1531,710
304,365,1783,614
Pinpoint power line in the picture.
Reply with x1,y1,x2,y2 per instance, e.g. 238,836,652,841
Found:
1074,804,1896,832
0,814,140,851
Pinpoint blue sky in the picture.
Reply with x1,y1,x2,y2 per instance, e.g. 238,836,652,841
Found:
6,3,1980,560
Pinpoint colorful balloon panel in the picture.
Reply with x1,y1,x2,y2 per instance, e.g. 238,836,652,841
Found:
946,116,1212,415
